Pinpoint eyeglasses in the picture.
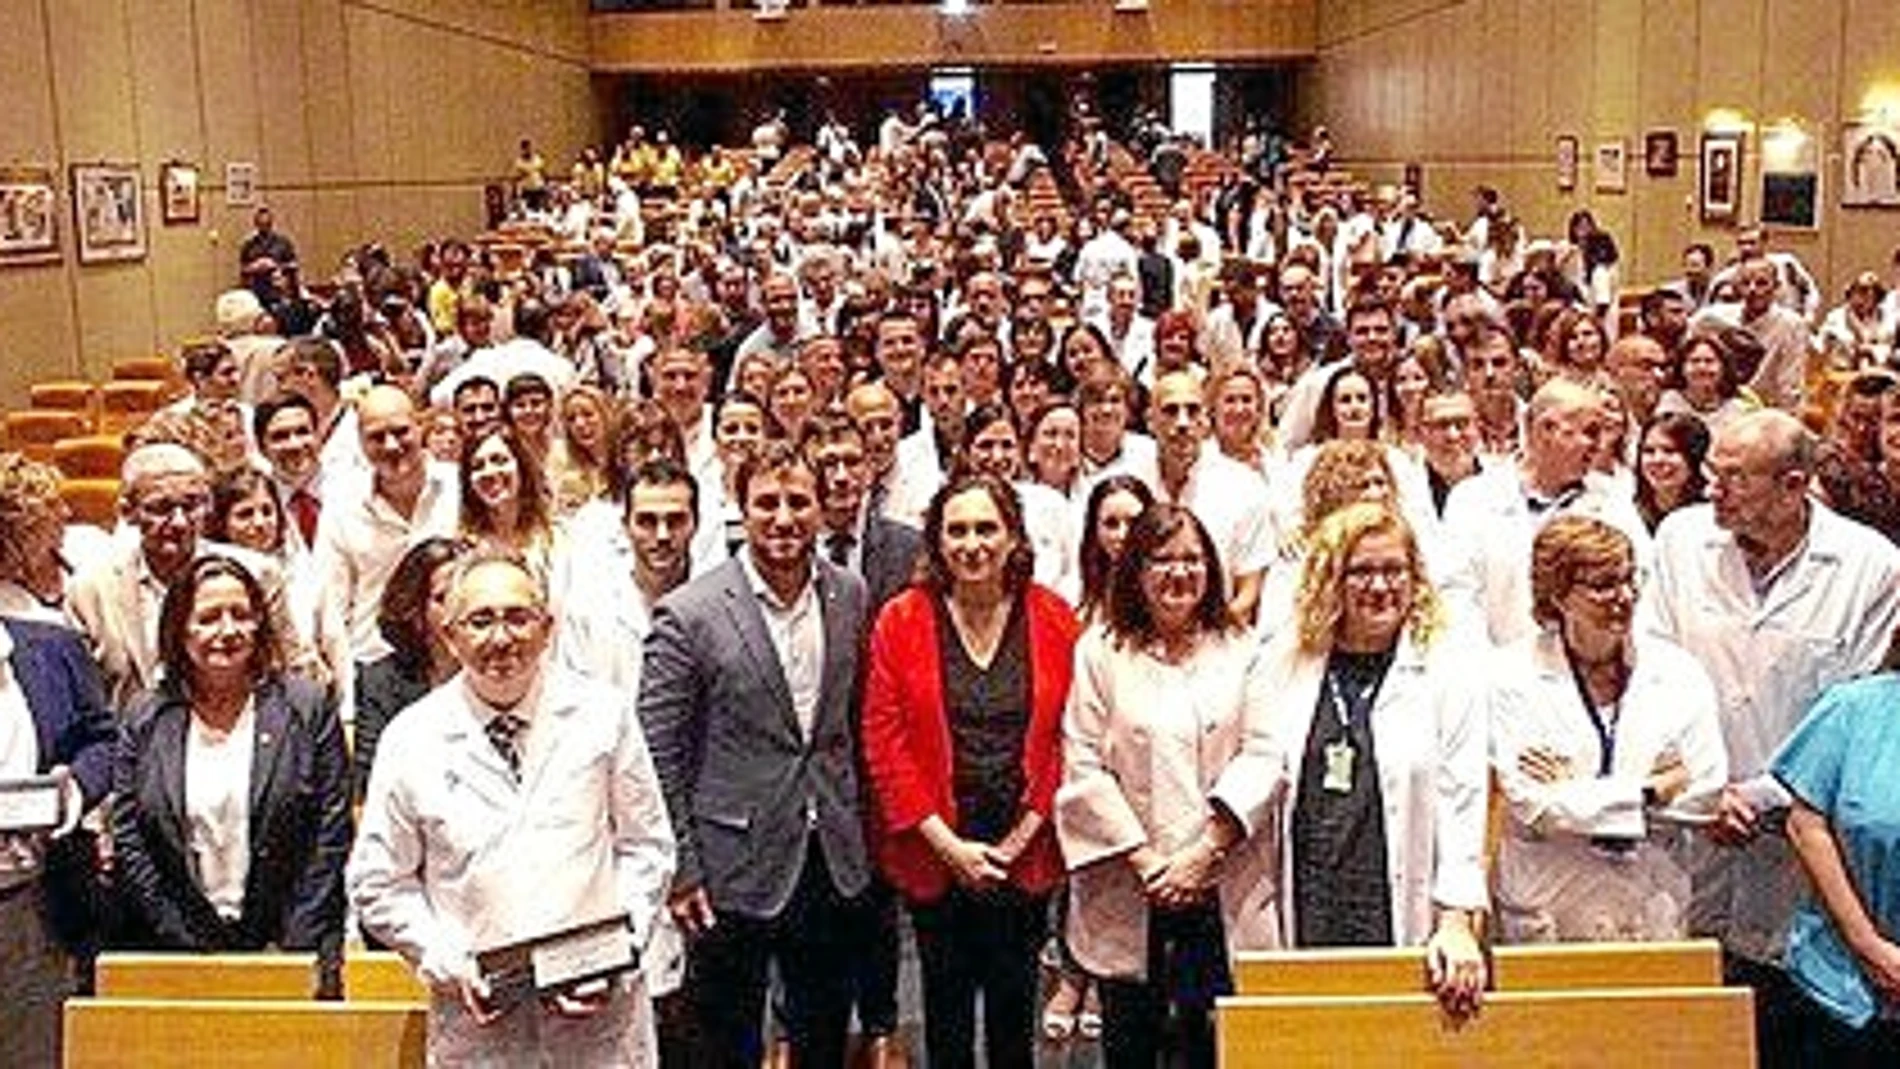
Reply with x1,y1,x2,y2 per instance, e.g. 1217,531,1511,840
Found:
1573,571,1638,599
1343,562,1411,588
136,495,211,523
455,606,547,638
1145,554,1207,577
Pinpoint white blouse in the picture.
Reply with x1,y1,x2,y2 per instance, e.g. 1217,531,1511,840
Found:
186,699,256,922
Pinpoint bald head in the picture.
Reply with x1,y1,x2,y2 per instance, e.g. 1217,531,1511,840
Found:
358,385,424,484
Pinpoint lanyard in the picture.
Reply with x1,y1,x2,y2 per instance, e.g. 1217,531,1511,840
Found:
1562,643,1624,777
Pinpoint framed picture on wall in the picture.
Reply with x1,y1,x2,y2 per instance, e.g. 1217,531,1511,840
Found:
1556,135,1579,191
1594,139,1629,193
225,162,258,208
1644,130,1680,177
70,162,146,264
0,165,60,266
1842,122,1900,208
160,162,200,225
1700,132,1744,224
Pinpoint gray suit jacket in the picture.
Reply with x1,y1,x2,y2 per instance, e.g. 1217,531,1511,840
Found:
859,516,922,610
637,556,870,919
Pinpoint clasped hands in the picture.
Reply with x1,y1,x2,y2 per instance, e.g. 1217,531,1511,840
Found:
1129,837,1226,911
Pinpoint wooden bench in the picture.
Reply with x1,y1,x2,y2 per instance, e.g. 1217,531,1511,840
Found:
1217,986,1755,1067
95,952,426,1002
1232,940,1723,997
64,998,426,1069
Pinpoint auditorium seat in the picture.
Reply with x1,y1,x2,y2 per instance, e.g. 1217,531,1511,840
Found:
29,380,98,426
64,999,427,1069
97,380,170,436
51,435,127,479
59,477,122,528
111,356,175,383
3,409,90,462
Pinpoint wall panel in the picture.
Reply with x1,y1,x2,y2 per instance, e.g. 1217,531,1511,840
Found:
0,0,597,410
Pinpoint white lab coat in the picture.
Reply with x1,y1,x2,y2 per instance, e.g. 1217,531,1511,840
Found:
1056,627,1283,980
1260,632,1490,947
1489,629,1728,943
348,666,676,1066
1644,502,1900,963
1439,465,1652,649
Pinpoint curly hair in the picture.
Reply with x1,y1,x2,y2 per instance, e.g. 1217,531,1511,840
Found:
0,452,65,585
1301,440,1397,540
1294,502,1441,655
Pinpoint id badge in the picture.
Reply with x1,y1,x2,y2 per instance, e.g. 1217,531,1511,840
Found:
1322,740,1355,794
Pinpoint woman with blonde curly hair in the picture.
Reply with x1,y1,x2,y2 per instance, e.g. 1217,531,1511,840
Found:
0,452,72,615
544,384,616,514
1259,502,1490,1016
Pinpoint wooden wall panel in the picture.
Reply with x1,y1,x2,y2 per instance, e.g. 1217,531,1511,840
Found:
0,0,597,411
1300,0,1900,299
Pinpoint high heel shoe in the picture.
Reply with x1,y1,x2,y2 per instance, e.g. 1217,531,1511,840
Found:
1041,973,1084,1043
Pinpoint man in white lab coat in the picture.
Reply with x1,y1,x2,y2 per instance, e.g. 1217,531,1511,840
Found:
1646,409,1900,1069
348,550,676,1067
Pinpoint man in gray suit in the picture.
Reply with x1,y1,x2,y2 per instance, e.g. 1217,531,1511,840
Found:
637,439,871,1068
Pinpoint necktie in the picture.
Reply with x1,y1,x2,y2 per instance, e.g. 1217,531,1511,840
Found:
827,530,855,567
288,488,321,548
484,714,526,780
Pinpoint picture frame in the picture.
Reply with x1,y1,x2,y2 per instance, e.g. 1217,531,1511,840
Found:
0,165,60,266
1555,135,1579,191
225,161,258,208
160,162,200,225
1594,139,1629,193
1644,130,1679,178
1699,131,1744,224
69,161,146,264
1842,122,1900,208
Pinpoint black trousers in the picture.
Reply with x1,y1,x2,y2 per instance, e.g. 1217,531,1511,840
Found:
1789,982,1900,1069
688,843,861,1069
909,885,1048,1069
1724,953,1811,1069
852,875,902,1035
1098,904,1231,1069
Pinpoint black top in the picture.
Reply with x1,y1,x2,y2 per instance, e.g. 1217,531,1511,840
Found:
935,594,1030,844
352,653,432,804
1292,647,1396,948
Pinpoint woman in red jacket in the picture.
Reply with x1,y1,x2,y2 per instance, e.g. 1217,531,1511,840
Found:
862,471,1081,1069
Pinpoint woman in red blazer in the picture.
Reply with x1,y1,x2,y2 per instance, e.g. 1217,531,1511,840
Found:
862,471,1081,1069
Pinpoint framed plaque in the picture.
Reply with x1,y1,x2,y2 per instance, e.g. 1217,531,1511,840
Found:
475,914,637,1009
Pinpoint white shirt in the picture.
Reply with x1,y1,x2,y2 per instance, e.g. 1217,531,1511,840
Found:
1645,502,1900,963
739,550,824,740
0,626,42,888
552,530,659,694
1120,444,1276,582
185,700,257,923
311,463,460,663
1489,630,1728,943
1440,465,1652,649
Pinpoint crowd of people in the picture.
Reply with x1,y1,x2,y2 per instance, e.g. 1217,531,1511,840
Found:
7,100,1900,1069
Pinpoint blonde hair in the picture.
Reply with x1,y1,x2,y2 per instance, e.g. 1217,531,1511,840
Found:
1301,440,1395,540
1294,502,1442,654
0,452,64,580
1529,514,1632,628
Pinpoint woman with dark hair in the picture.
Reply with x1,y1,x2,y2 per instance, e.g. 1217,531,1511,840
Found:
458,425,556,576
503,372,556,460
960,403,1077,599
1635,412,1712,531
1077,475,1155,625
1260,503,1487,1013
1026,399,1085,499
208,467,287,559
861,472,1081,1069
351,537,463,801
111,555,350,993
1057,321,1118,395
1542,307,1611,383
1565,209,1621,319
1313,364,1383,444
1057,504,1281,1068
1255,311,1309,421
1655,333,1752,436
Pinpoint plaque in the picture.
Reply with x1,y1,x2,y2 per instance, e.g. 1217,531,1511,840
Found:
0,774,65,833
475,914,638,1009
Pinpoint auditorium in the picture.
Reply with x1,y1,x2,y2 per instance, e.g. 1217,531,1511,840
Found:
3,0,1900,1066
